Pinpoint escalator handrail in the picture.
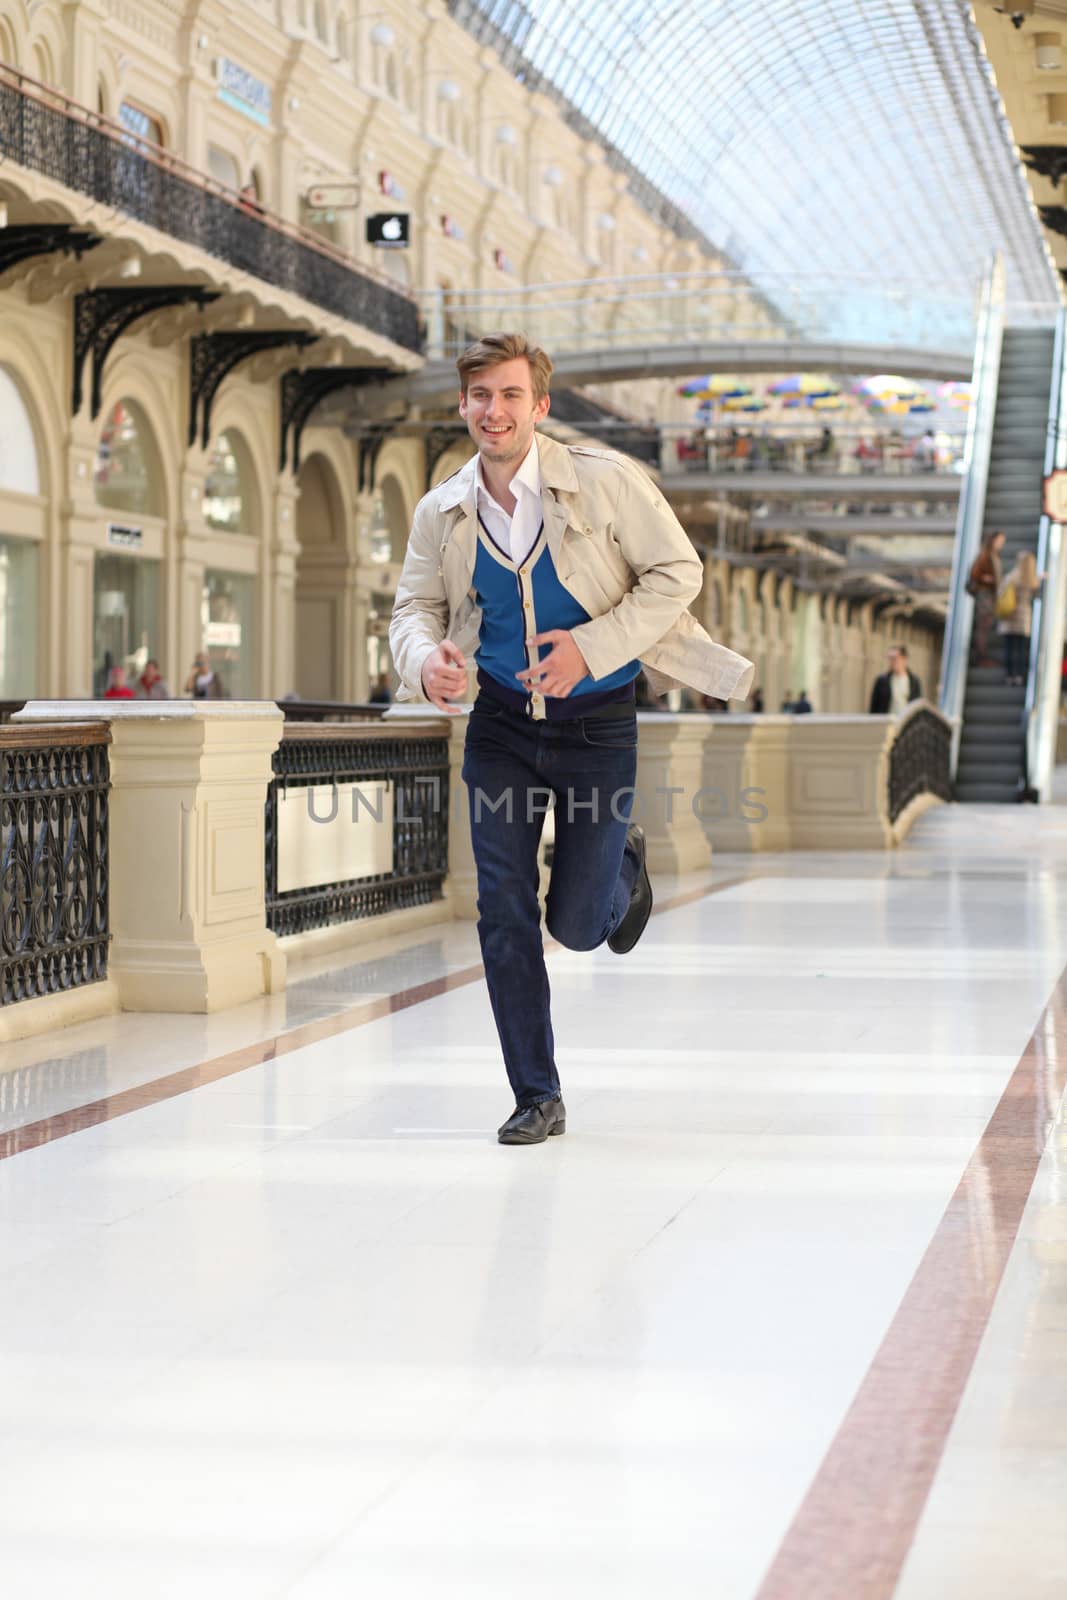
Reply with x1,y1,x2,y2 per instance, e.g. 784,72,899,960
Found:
938,253,1005,773
1023,306,1067,801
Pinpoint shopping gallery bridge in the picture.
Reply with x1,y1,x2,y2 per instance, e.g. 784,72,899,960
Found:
4,2,1067,1597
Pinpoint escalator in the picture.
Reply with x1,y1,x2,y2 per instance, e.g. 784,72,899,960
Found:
954,327,1055,802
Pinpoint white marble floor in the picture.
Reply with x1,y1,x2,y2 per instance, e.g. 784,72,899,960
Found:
2,802,1067,1597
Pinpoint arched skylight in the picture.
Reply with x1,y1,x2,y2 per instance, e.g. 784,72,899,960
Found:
450,0,1058,310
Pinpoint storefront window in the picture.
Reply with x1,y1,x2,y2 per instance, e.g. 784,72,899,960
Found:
203,431,248,534
366,590,394,688
94,401,158,516
0,536,39,697
92,552,160,695
202,570,255,698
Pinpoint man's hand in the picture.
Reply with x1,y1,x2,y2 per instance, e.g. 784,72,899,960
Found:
421,640,468,713
516,631,589,699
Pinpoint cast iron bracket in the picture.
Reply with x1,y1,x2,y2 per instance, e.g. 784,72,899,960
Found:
0,224,101,280
278,366,392,471
73,287,220,419
190,331,316,448
1021,145,1067,189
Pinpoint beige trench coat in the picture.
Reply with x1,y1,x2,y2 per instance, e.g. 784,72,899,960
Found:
389,433,755,708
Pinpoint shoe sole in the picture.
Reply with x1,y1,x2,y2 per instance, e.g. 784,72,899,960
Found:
498,1121,566,1145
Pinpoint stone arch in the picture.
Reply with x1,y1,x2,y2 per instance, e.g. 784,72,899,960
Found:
0,353,52,698
377,472,410,564
297,451,345,548
0,364,42,495
0,1,29,68
295,447,351,700
95,358,175,524
93,396,167,519
203,426,261,538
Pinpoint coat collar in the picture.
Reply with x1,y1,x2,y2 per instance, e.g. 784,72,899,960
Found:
436,431,579,515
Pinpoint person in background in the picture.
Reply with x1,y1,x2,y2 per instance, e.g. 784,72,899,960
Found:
780,686,795,712
869,644,922,715
184,652,224,699
369,671,393,705
104,665,135,700
998,549,1044,686
793,688,813,713
136,658,170,700
750,686,764,713
968,529,1005,668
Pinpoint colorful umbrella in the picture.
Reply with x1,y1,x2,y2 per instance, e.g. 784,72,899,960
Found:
677,375,753,400
853,374,924,401
767,373,840,398
937,381,972,409
722,395,769,413
809,393,847,411
867,395,935,416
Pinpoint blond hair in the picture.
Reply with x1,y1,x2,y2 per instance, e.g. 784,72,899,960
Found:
1017,549,1038,588
456,332,553,401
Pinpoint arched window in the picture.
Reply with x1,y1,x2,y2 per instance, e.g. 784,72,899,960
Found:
0,370,42,697
204,431,252,534
384,54,398,99
31,41,54,87
207,144,241,192
314,0,328,44
0,369,41,495
94,399,162,516
119,101,164,150
336,14,349,60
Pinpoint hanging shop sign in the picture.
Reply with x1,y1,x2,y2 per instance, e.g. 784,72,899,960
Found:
216,58,272,127
493,247,514,274
307,182,361,211
1042,469,1067,522
441,214,465,241
366,213,410,248
107,522,143,549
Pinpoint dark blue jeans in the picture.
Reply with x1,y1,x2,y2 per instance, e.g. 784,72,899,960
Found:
461,694,640,1108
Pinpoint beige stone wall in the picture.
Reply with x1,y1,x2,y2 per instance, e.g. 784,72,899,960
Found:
697,556,942,715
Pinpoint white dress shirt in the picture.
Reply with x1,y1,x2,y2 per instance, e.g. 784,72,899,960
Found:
474,438,543,566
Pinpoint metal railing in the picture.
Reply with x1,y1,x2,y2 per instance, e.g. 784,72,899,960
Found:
419,271,980,361
0,64,420,352
265,720,449,939
887,702,953,824
1,721,110,1006
938,254,1006,772
661,425,966,478
1024,308,1067,801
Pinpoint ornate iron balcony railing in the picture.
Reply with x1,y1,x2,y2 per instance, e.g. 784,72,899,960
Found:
266,721,449,939
0,65,420,353
888,704,953,824
1,722,111,1005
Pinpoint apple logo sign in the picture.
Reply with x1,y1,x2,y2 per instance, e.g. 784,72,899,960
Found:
382,216,402,241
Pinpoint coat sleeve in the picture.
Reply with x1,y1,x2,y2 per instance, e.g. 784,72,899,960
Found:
388,498,450,701
567,459,703,682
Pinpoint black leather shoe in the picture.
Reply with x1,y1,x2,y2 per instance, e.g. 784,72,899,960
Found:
607,824,653,954
497,1097,566,1145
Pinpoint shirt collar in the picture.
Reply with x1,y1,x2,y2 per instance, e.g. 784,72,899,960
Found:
475,437,542,513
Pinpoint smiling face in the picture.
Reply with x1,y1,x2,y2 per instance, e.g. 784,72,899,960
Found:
458,356,551,469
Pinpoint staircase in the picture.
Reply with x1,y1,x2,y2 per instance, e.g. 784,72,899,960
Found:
955,326,1053,803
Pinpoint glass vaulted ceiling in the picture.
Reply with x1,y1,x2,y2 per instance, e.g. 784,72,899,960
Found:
450,0,1059,310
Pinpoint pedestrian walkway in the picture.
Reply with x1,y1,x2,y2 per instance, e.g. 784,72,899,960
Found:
2,801,1067,1598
